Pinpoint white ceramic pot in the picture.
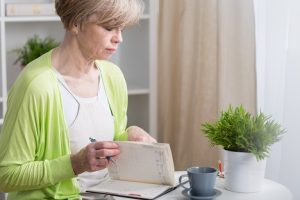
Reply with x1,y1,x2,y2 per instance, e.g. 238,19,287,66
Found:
223,149,266,193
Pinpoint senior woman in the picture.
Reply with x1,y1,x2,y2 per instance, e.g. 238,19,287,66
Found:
0,0,156,199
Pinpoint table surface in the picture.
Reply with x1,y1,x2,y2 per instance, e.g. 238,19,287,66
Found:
111,178,292,200
158,178,292,200
1,176,293,200
82,177,292,200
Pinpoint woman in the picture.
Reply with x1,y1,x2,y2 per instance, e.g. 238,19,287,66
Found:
0,0,156,199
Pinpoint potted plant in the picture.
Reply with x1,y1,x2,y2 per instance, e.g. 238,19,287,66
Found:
14,34,59,67
202,105,285,193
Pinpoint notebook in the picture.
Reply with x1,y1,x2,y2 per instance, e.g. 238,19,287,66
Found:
87,141,185,199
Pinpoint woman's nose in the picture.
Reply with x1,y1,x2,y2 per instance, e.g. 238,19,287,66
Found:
112,29,123,44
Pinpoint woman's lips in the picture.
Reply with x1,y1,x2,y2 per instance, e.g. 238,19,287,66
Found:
106,48,117,53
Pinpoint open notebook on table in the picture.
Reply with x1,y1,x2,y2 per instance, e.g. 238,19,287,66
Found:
87,141,186,199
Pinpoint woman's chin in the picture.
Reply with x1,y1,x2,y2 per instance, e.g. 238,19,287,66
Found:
97,54,114,61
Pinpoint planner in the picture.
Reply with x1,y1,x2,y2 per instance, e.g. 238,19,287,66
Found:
87,141,184,199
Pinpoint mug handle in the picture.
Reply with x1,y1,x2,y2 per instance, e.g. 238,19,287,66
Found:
179,174,189,189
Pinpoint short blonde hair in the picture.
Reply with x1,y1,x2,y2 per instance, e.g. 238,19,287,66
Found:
55,0,144,30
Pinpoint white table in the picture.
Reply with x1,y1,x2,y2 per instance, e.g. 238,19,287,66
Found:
153,178,292,200
109,178,292,200
82,177,292,200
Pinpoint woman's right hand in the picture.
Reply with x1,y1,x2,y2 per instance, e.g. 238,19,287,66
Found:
70,141,120,175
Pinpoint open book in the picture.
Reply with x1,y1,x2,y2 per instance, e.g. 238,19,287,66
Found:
87,141,185,199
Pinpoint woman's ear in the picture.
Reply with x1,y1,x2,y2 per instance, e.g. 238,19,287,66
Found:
71,23,79,34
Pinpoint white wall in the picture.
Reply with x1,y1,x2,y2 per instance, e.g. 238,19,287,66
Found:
254,0,300,199
279,1,300,198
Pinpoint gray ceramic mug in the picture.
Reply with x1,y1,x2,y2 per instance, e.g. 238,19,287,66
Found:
179,166,217,196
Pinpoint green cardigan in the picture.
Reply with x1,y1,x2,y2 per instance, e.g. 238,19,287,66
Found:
0,51,128,199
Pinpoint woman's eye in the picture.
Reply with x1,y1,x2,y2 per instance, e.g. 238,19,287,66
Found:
102,26,124,32
97,24,112,31
104,27,113,31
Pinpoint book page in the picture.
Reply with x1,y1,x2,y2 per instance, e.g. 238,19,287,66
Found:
89,179,172,199
108,141,175,186
87,171,186,200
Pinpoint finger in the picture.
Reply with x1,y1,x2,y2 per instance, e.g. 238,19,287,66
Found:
149,137,157,143
89,158,109,171
100,157,115,168
141,136,157,143
95,148,120,159
96,157,109,166
93,141,119,150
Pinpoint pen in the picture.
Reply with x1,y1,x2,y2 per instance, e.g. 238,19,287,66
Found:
89,137,116,166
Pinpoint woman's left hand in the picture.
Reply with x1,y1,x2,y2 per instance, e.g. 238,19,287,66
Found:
127,126,157,143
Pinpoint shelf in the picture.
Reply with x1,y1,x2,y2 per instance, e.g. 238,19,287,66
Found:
4,16,60,22
3,15,150,23
128,88,149,95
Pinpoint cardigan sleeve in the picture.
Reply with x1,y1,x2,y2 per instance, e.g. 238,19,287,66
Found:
111,69,129,141
97,60,129,141
0,75,75,192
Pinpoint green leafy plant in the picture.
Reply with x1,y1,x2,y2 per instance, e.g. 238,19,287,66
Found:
14,35,59,66
202,105,285,160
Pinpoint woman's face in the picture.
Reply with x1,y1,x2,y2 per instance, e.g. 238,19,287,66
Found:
75,14,123,61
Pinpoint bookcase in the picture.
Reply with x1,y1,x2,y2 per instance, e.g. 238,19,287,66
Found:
0,0,158,137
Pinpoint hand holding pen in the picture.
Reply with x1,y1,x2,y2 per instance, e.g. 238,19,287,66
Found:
89,137,117,166
70,138,120,175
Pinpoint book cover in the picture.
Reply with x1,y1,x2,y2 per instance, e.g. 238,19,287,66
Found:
6,3,56,16
87,141,185,199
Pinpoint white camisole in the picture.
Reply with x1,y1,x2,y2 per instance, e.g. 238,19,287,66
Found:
54,69,115,192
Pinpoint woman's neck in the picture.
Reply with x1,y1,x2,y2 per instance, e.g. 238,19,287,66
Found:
51,33,96,77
